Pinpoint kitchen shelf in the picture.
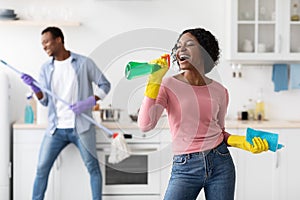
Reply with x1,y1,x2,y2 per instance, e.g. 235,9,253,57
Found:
0,19,81,26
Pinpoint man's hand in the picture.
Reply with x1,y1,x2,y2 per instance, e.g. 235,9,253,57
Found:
70,96,96,115
21,73,41,93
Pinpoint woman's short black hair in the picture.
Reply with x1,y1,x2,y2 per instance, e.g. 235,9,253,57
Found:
41,26,65,44
171,28,220,74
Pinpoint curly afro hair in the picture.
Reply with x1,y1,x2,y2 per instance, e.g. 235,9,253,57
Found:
42,26,65,44
171,28,220,74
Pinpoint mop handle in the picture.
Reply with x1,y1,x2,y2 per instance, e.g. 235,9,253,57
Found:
0,59,114,136
0,60,23,75
33,81,114,136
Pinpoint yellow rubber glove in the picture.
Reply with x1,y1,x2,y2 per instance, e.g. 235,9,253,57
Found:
145,54,170,99
227,135,269,153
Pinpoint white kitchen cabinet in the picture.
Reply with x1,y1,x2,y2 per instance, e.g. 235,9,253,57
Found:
14,124,300,199
160,127,281,200
226,0,300,63
230,127,300,200
233,128,278,200
274,128,300,200
14,125,166,199
13,127,91,200
13,129,55,200
52,145,92,200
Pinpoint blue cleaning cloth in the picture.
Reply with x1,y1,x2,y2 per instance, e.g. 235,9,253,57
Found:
272,64,289,92
290,64,300,89
246,127,284,152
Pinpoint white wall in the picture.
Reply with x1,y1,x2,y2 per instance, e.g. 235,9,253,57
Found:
1,0,299,123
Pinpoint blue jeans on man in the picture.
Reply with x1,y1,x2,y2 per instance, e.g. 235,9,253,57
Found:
32,128,102,200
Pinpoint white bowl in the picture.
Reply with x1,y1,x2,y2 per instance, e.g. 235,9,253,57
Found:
0,9,15,16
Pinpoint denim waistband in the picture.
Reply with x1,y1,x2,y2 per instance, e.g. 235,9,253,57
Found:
180,141,224,159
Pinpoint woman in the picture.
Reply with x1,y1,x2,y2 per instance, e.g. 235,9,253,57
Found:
138,28,268,200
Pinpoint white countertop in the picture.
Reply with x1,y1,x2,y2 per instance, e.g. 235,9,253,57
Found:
13,120,300,129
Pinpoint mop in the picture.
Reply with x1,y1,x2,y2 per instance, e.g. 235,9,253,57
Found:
0,59,130,164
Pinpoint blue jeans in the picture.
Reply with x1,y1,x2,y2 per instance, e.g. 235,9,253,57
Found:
164,142,235,200
32,128,102,200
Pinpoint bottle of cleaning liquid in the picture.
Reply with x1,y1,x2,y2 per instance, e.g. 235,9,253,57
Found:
247,98,255,120
255,89,265,120
24,93,34,124
125,62,162,80
125,54,170,80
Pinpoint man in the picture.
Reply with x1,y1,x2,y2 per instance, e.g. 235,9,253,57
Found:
21,26,111,200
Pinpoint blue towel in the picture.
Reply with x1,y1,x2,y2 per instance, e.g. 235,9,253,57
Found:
290,64,300,89
272,64,288,92
246,128,284,152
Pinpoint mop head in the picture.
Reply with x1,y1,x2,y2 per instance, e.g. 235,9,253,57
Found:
108,133,130,164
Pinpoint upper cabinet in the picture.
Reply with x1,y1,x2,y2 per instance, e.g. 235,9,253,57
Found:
226,0,300,63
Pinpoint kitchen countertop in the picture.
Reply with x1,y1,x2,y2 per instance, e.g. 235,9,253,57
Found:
13,120,300,129
225,120,300,129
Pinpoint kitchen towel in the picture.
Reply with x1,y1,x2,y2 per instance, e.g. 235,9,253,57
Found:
272,64,289,92
290,64,300,89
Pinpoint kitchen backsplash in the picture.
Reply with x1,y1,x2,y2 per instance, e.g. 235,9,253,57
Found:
219,63,300,121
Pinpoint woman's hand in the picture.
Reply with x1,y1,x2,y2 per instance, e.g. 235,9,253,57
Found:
227,135,269,153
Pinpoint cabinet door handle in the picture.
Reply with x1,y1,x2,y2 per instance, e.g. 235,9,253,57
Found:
274,151,280,169
96,147,110,152
56,155,62,170
129,148,158,154
8,162,12,178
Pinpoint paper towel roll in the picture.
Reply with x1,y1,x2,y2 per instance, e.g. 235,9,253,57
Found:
36,103,48,125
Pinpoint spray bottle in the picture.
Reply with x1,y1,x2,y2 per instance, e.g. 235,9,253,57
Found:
255,88,265,120
24,93,34,124
125,54,170,80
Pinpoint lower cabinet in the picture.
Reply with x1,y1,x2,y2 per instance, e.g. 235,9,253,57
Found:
13,128,91,200
13,129,54,200
228,128,300,200
275,128,300,200
51,144,92,200
160,127,300,200
229,128,276,200
14,126,300,200
14,127,166,199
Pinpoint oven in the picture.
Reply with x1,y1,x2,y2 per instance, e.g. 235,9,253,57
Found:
96,129,162,198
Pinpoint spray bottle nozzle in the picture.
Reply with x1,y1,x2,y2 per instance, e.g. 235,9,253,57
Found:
26,92,33,100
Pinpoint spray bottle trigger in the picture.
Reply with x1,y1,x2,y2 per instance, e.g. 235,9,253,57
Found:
161,54,170,68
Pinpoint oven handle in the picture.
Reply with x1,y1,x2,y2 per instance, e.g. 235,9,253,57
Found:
96,147,158,154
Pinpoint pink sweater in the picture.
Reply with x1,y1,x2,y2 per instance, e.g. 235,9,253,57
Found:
138,76,230,155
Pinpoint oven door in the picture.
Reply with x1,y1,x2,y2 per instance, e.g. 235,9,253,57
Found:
97,143,161,195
